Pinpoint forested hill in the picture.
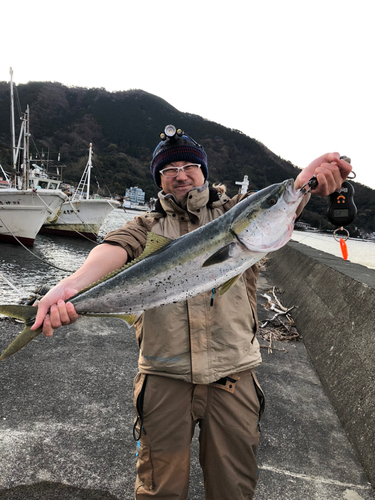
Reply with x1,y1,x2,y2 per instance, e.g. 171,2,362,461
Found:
0,81,374,234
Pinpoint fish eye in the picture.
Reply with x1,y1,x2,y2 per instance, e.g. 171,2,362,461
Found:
268,197,277,206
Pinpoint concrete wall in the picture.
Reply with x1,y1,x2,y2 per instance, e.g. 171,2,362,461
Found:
267,241,375,487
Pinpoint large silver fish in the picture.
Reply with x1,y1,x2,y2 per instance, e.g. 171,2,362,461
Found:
0,178,305,361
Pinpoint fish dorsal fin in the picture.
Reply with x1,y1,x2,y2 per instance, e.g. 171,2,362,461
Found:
143,232,173,256
74,233,173,296
218,275,241,296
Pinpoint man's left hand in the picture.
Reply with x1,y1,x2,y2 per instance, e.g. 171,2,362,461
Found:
295,153,353,197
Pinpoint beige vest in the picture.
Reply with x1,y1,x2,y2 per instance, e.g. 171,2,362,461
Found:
105,183,262,384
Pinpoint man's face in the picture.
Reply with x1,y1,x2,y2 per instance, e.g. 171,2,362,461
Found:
159,161,205,204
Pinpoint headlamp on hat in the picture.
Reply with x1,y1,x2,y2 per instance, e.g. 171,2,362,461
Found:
159,124,184,142
151,124,208,188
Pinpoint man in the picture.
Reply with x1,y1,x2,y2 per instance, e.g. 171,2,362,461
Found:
32,126,352,499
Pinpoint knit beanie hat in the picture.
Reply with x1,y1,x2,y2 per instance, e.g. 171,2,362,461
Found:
150,128,208,188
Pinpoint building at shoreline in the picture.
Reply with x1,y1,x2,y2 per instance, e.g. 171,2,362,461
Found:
125,186,145,206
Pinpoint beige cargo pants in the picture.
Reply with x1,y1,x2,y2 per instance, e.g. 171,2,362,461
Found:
133,368,265,500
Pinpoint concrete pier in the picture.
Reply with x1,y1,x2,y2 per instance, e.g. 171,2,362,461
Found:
266,240,375,493
0,243,374,499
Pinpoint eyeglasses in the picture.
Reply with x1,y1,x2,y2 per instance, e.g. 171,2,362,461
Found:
160,163,201,178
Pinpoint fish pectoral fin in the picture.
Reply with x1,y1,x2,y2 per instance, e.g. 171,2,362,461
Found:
83,311,142,327
202,243,237,267
218,275,241,296
116,313,140,327
0,304,42,361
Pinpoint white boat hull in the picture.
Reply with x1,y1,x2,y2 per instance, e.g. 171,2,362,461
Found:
0,189,68,246
41,198,120,239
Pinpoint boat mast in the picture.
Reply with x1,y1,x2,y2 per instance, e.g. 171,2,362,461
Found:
26,106,30,171
9,68,16,171
22,106,30,190
72,143,93,201
9,68,29,189
86,143,92,200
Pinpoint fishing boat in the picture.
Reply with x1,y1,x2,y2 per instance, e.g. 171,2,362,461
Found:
41,144,120,239
0,69,68,246
122,201,149,212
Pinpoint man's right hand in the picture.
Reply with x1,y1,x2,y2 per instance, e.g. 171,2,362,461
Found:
30,242,129,338
31,283,80,337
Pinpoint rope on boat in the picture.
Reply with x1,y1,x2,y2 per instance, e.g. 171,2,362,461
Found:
66,199,98,238
36,193,130,242
45,208,61,224
0,214,74,273
107,199,121,210
35,192,100,244
106,199,132,223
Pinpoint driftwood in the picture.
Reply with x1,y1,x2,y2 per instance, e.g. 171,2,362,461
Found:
258,286,300,353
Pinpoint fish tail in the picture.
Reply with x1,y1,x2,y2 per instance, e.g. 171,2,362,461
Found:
0,305,41,361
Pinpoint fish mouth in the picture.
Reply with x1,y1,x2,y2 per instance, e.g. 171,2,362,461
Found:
283,179,302,205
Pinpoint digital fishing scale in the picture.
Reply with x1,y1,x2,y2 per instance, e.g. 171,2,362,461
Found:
326,180,357,227
326,156,357,260
326,156,357,227
300,156,357,261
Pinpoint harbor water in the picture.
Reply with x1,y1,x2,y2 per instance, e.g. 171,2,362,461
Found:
0,209,135,305
1,210,374,305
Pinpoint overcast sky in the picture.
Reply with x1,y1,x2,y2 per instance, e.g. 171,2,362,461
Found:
2,0,374,189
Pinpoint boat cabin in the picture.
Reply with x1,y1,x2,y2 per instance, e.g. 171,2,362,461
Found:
28,165,63,190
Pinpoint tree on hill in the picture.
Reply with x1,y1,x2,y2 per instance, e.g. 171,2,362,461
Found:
0,80,374,234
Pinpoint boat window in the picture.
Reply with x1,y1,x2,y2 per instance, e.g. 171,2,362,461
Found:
39,181,48,189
